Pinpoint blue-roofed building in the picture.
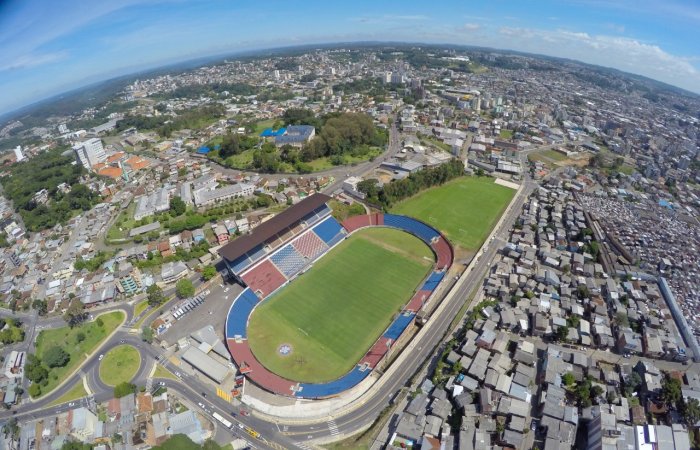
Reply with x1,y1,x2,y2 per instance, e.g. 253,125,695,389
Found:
274,125,315,148
260,127,287,138
196,146,211,154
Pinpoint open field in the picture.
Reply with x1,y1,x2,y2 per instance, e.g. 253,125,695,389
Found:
499,129,514,139
34,311,125,397
153,364,179,380
48,381,88,407
390,176,515,251
247,228,432,383
99,344,141,386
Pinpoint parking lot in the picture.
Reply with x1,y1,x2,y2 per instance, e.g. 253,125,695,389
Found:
159,281,245,344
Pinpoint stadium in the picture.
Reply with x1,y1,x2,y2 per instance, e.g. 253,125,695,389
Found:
219,194,453,399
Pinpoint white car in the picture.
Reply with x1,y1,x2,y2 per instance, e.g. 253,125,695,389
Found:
98,354,104,361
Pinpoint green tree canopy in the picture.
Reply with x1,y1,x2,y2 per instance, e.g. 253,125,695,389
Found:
175,279,195,299
43,346,70,368
169,196,186,216
147,284,166,307
114,382,137,398
201,266,217,281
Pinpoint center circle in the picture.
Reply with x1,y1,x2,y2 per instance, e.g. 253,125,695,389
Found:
278,344,293,356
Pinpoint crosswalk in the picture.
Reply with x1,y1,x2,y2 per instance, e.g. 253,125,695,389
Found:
145,377,153,392
327,419,339,437
293,443,311,450
216,387,232,402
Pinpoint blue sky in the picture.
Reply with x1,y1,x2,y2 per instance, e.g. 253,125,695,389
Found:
0,0,699,115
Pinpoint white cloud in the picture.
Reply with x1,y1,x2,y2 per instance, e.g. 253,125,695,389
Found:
460,23,482,32
496,27,698,90
0,51,68,71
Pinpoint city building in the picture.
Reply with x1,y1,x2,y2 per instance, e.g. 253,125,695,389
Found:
73,138,107,170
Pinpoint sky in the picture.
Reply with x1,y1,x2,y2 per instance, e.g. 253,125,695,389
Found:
0,0,699,115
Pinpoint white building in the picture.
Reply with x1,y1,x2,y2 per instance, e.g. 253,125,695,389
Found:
13,145,24,162
73,138,106,170
193,183,254,207
160,261,189,285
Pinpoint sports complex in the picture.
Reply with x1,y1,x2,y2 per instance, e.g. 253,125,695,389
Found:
219,193,454,399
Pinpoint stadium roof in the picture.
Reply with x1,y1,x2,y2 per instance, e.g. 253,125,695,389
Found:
218,193,331,262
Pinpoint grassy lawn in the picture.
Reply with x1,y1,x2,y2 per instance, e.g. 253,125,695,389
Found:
224,148,256,169
226,147,382,172
34,311,125,397
419,135,451,152
153,364,179,380
99,344,141,386
499,129,514,139
134,300,149,318
253,118,277,134
48,381,88,407
390,176,515,251
247,229,432,383
106,201,137,241
540,149,568,162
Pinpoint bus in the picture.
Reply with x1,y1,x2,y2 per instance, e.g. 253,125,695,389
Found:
213,412,232,429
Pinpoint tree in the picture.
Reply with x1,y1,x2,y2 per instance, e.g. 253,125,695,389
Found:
63,299,86,328
43,346,70,368
682,397,700,426
141,326,154,344
169,196,186,216
175,279,195,299
114,382,137,398
61,440,93,450
357,179,379,200
625,371,642,396
661,376,682,408
219,133,241,158
562,373,575,387
567,315,581,328
201,266,217,281
24,354,48,384
555,325,569,342
32,299,48,316
147,284,165,307
76,332,86,343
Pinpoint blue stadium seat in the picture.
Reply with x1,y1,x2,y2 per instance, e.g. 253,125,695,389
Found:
230,255,252,273
421,271,445,291
247,245,266,263
225,289,259,338
270,245,307,278
313,217,346,245
295,366,371,398
383,214,439,243
383,312,416,340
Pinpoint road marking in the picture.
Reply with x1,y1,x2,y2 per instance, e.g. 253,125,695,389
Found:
327,419,339,436
216,388,232,402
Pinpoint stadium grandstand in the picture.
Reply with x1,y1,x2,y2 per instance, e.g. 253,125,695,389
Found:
219,196,454,399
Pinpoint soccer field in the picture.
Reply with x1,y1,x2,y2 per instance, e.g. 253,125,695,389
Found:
390,176,515,251
247,228,433,383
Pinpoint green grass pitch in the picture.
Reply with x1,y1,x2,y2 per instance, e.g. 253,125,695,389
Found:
390,176,515,251
246,228,432,383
